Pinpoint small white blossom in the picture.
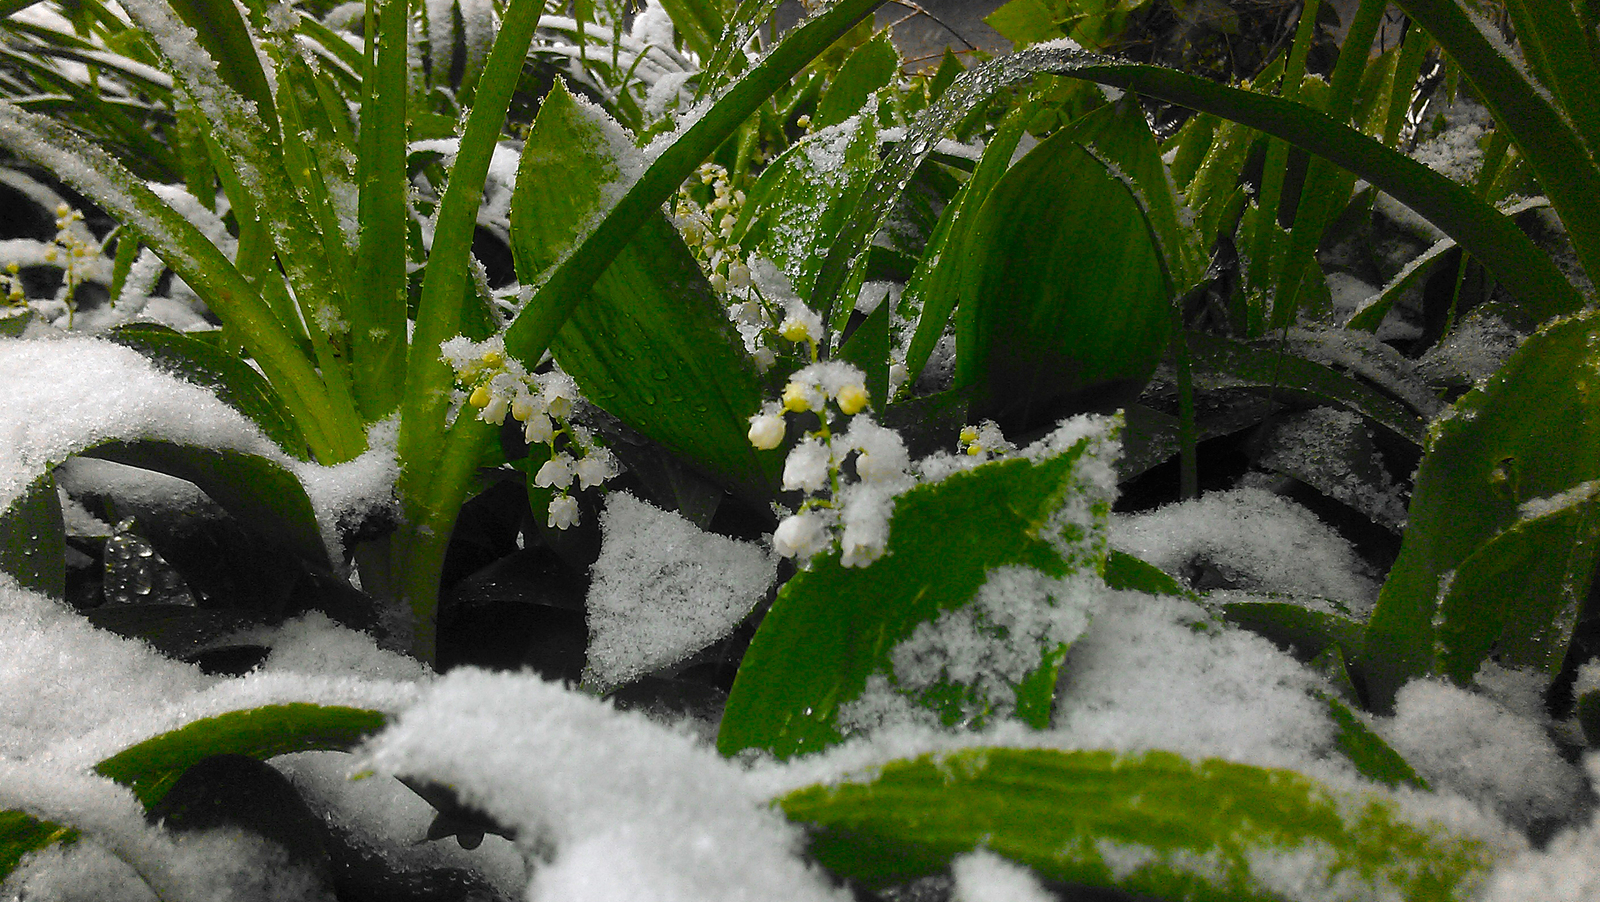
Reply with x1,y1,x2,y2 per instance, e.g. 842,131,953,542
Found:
480,394,509,424
524,412,555,444
547,494,580,529
543,374,579,418
748,412,787,450
574,448,616,489
534,453,576,490
752,347,777,371
783,437,833,492
773,510,829,559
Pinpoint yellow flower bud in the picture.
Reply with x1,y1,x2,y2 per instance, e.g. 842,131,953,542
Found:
782,382,813,413
469,384,492,408
835,383,869,415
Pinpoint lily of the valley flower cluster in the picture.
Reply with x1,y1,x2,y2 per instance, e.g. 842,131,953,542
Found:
748,315,913,568
441,336,616,530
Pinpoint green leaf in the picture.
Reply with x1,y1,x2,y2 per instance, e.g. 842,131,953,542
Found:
1360,311,1600,709
742,104,880,311
1433,488,1600,684
718,423,1116,759
163,0,276,128
984,0,1067,48
1579,687,1600,747
1186,332,1425,445
814,30,898,128
778,747,1498,900
1219,599,1366,662
0,704,387,880
955,128,1172,431
109,324,309,461
83,439,330,569
509,80,776,502
94,704,387,807
0,470,65,598
657,0,724,60
1322,692,1430,790
1103,549,1193,598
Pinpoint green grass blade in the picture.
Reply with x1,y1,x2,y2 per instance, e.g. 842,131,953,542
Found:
162,0,276,128
1322,693,1431,789
779,747,1499,900
719,425,1115,759
1393,0,1600,293
1502,0,1600,150
352,0,412,421
0,101,360,463
813,45,1587,336
657,0,724,60
1359,311,1600,709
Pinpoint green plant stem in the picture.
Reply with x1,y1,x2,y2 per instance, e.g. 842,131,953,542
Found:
393,0,551,663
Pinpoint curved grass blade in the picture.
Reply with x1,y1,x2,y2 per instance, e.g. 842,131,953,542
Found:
1360,311,1600,709
0,101,363,463
109,323,310,461
810,44,1586,336
778,747,1499,900
1322,693,1430,789
719,422,1116,759
0,470,64,598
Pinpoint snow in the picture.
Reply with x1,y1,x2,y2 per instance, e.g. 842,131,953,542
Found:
1379,678,1583,830
1109,486,1380,609
583,492,777,690
951,849,1054,902
359,668,849,902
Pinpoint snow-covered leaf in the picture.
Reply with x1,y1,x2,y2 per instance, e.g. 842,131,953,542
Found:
779,746,1501,901
719,417,1118,759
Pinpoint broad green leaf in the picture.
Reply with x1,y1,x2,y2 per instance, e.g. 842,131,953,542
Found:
778,747,1498,900
109,324,309,461
718,423,1116,759
984,0,1067,48
1434,487,1600,684
0,704,387,879
509,81,776,502
741,104,880,311
82,439,330,569
1361,311,1600,709
814,31,897,128
1322,692,1430,790
954,128,1171,432
0,470,64,598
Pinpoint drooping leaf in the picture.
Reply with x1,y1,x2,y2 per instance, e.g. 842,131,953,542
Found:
509,80,776,502
718,421,1117,759
108,323,309,461
955,127,1172,432
778,747,1498,900
0,704,387,880
1360,311,1600,709
1322,692,1430,790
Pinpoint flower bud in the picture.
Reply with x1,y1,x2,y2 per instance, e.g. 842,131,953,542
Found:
835,383,869,415
748,412,786,450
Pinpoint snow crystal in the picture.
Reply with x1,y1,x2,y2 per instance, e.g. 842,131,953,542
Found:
1380,678,1583,829
628,0,674,47
583,493,777,691
1110,486,1380,609
951,849,1054,902
0,573,213,758
360,668,849,902
291,415,400,562
1254,407,1408,531
1481,755,1600,902
235,611,428,683
1052,589,1342,773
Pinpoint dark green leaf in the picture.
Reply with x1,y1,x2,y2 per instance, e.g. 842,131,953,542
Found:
109,324,309,461
1360,311,1600,709
1103,549,1192,597
1322,692,1430,789
0,470,64,598
719,424,1115,759
509,81,777,502
657,0,724,60
0,811,73,882
1219,599,1366,662
955,129,1172,432
779,747,1496,899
